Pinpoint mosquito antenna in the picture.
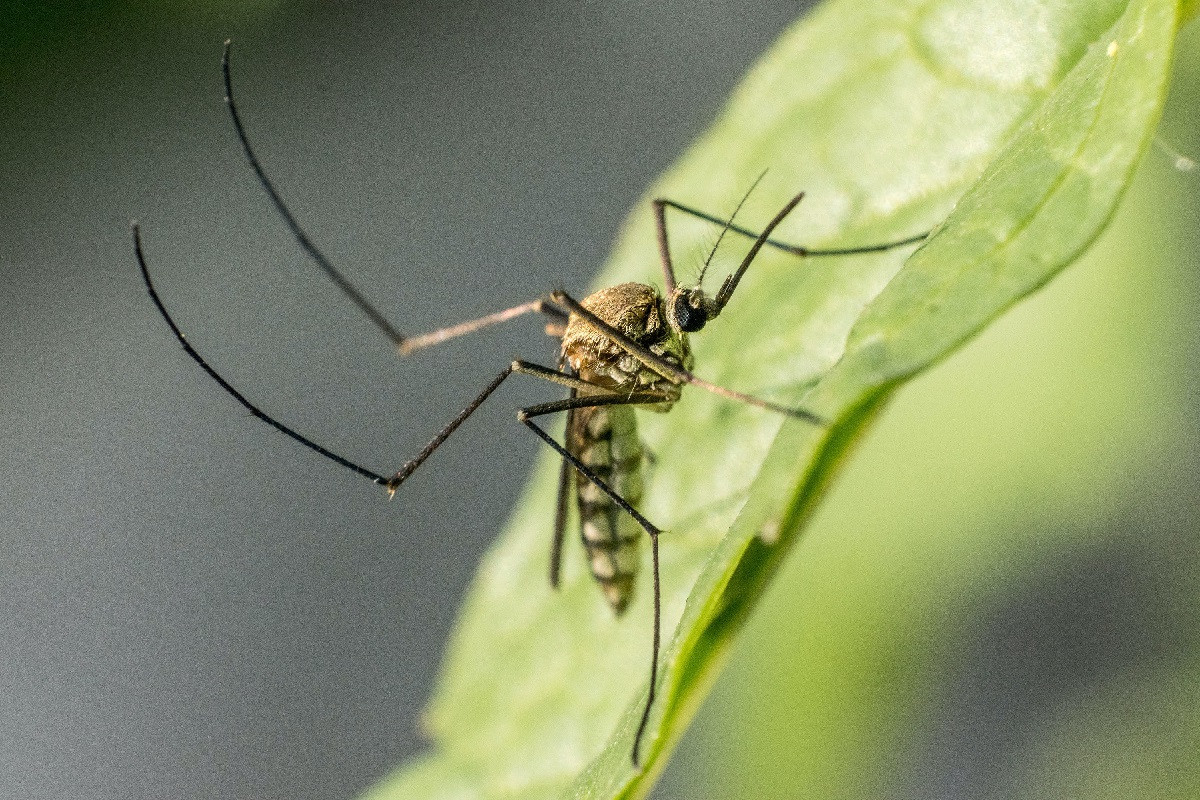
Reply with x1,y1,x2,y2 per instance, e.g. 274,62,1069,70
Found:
696,170,769,288
712,190,806,313
133,222,389,487
221,40,406,349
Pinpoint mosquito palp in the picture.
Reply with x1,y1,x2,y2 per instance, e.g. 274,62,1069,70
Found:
136,41,930,772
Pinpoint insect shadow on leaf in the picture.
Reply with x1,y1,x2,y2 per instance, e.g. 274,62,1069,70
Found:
132,40,928,768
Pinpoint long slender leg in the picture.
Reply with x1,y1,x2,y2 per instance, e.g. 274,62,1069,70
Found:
399,301,567,356
376,360,643,493
550,290,824,423
135,223,387,484
549,393,575,589
520,392,675,419
656,196,929,259
222,40,404,347
549,354,579,589
653,196,678,295
517,394,669,768
136,231,615,497
222,40,568,356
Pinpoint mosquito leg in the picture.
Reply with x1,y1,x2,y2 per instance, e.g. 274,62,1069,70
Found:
656,196,929,258
382,361,613,492
550,356,579,589
137,229,610,497
398,300,568,356
222,41,407,347
550,290,824,423
521,393,676,418
518,392,677,768
222,41,569,357
134,223,388,484
653,195,678,295
549,393,575,589
511,360,623,394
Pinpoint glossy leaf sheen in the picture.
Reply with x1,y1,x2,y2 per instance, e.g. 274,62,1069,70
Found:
367,0,1179,797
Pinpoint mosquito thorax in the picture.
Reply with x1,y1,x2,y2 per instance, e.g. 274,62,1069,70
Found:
561,282,691,397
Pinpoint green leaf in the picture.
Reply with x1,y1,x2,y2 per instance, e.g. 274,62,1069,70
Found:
366,0,1180,797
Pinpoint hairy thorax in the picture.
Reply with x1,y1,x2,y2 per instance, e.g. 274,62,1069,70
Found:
560,282,690,406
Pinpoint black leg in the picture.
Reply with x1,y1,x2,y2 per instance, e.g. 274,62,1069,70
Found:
221,41,567,356
222,40,405,347
517,392,674,768
383,362,629,492
549,357,578,589
655,196,929,260
134,223,387,484
134,241,619,499
549,394,574,590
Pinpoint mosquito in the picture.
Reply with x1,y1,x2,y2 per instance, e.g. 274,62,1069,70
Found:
133,41,927,768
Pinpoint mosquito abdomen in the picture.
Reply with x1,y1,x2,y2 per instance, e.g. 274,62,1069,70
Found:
570,403,644,615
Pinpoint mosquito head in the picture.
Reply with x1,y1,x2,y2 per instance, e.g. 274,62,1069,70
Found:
667,286,719,334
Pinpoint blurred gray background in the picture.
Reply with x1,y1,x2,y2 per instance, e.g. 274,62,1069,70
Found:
1,1,807,798
5,3,1200,800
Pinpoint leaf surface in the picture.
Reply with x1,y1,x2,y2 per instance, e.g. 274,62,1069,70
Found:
366,0,1180,797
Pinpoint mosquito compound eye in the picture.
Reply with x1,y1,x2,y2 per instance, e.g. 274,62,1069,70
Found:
673,292,708,333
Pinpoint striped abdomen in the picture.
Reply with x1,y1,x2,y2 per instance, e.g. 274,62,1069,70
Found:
568,402,644,615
